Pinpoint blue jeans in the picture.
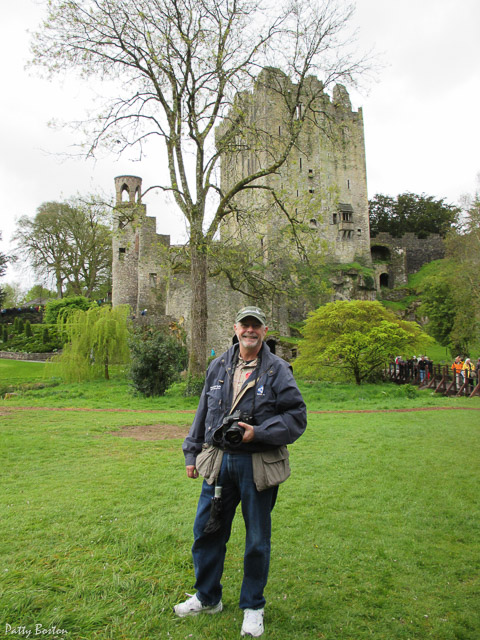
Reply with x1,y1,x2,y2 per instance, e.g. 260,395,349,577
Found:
192,452,278,610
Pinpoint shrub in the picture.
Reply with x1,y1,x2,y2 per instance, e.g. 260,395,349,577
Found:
184,374,205,397
44,296,92,325
25,320,33,337
42,327,50,344
129,327,187,397
2,326,8,343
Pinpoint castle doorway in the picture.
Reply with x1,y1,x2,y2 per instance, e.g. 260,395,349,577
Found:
380,273,389,288
266,339,276,354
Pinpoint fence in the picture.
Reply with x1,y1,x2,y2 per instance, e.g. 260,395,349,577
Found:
385,362,480,398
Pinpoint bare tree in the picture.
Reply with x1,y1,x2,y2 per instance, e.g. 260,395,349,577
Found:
31,0,371,375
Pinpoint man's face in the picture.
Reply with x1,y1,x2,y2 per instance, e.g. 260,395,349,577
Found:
234,317,267,352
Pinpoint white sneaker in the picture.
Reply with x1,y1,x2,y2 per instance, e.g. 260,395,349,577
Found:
173,593,223,617
241,608,264,637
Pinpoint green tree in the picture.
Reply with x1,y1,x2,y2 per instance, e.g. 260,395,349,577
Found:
443,195,480,353
13,198,112,298
23,284,56,303
129,327,187,396
31,0,371,377
369,192,460,238
294,300,431,384
24,321,33,337
0,232,11,307
44,296,92,325
1,283,25,308
55,305,130,381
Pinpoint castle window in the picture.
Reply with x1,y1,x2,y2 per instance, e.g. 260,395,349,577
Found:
332,213,337,224
121,185,129,202
299,157,302,171
278,126,281,136
357,228,362,235
308,169,313,178
371,245,391,262
296,103,303,119
380,273,389,288
309,218,318,228
149,273,157,288
347,179,351,189
309,188,314,194
338,203,353,222
118,247,126,260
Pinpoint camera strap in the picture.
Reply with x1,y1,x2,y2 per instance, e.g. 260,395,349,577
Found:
229,352,262,418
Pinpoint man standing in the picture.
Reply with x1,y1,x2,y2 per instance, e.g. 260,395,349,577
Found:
174,306,307,637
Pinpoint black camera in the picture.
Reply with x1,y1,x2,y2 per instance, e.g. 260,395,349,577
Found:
213,410,253,447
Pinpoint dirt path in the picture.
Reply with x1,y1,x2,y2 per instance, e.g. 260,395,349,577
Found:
2,405,479,441
2,405,480,415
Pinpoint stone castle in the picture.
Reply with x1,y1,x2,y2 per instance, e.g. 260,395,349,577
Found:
112,72,443,356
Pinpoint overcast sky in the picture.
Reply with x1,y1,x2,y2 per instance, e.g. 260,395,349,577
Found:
1,0,479,286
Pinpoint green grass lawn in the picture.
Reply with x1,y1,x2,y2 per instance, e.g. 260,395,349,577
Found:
1,361,479,639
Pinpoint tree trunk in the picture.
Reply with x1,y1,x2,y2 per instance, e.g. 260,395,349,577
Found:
188,235,208,378
104,354,109,380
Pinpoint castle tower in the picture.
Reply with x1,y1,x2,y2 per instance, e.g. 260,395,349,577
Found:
115,175,142,205
218,69,371,266
111,175,170,317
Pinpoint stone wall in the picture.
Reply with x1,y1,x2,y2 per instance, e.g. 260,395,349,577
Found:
371,232,445,289
166,272,248,356
0,351,57,361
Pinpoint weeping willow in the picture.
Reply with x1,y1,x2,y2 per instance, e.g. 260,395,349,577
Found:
54,305,130,381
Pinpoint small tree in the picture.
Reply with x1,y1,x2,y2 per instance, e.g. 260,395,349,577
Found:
25,320,33,337
55,305,130,381
294,300,431,385
2,326,8,343
42,327,50,345
129,327,187,396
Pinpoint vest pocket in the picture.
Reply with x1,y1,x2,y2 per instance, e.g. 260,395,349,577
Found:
195,444,224,485
252,446,291,491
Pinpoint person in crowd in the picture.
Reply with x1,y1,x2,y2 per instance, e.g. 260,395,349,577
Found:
462,358,476,392
452,356,464,386
417,355,427,383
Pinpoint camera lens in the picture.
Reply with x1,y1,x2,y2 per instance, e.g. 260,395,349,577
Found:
224,424,244,445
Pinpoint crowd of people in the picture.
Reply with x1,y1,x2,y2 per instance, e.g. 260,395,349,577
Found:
394,354,479,390
451,356,479,390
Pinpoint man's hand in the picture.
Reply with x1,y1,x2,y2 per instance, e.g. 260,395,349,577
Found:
239,422,255,443
186,465,199,479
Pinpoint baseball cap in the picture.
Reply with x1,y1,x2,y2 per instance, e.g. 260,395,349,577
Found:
235,306,266,325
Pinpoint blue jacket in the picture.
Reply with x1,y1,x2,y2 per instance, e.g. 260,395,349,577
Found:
182,343,307,466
